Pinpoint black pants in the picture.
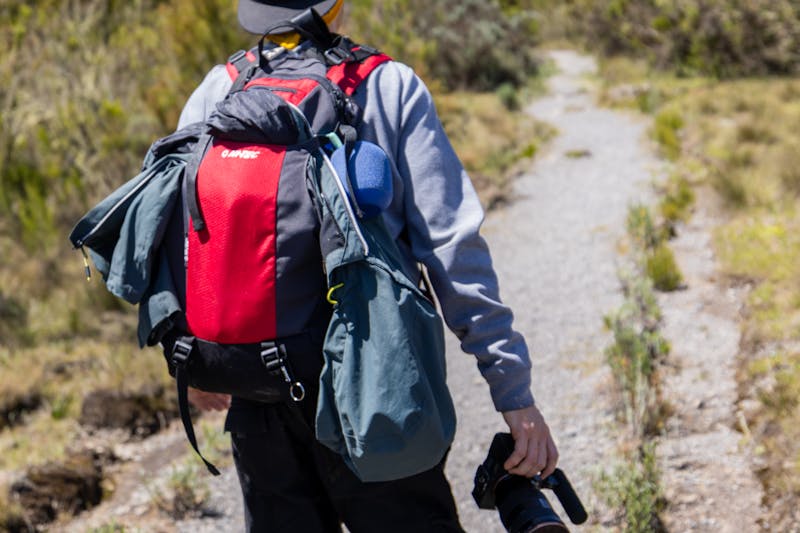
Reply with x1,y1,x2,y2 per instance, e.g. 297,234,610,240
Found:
227,398,464,533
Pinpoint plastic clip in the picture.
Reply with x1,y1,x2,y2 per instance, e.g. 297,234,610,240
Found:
260,342,305,402
324,46,354,65
172,339,193,366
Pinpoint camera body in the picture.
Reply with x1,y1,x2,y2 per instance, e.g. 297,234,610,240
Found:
473,433,587,533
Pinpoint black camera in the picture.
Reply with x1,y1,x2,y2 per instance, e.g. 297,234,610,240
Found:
473,433,588,533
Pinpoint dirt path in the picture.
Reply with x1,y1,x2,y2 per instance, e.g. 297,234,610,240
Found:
655,189,764,531
66,50,764,532
444,50,655,531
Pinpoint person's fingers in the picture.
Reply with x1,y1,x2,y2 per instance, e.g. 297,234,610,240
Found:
533,436,548,476
542,437,559,479
503,431,529,472
515,435,545,478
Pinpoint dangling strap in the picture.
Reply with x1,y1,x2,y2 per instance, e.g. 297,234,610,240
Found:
184,134,213,232
171,336,221,476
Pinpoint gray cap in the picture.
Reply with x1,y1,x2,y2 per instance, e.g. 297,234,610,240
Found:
238,0,338,34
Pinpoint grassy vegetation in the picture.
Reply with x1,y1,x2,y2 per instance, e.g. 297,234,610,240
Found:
626,205,685,293
555,0,800,78
604,267,671,438
599,204,675,530
148,418,230,520
0,339,170,472
150,458,212,520
596,442,666,533
597,50,800,528
0,490,27,532
437,90,556,208
346,0,540,91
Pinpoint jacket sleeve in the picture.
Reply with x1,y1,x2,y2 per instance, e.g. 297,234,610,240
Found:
177,65,232,129
354,62,535,412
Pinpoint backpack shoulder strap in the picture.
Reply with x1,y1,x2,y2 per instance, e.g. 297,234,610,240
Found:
225,48,258,82
325,44,392,96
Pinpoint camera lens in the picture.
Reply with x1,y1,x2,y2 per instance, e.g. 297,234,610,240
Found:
495,476,569,533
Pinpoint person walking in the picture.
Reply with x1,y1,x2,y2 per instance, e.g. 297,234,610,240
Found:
176,1,559,531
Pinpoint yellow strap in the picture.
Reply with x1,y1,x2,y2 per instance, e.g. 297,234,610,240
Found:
326,283,345,304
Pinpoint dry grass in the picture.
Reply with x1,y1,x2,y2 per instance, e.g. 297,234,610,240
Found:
0,339,169,472
437,90,556,208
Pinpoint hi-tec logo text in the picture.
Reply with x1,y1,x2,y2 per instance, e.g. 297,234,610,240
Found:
221,148,261,159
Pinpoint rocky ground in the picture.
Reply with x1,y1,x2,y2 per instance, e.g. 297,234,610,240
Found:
50,50,765,532
655,187,764,532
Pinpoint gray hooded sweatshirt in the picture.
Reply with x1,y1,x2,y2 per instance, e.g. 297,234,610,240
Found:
178,49,534,412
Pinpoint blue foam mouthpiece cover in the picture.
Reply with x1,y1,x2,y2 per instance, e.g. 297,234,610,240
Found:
331,140,393,219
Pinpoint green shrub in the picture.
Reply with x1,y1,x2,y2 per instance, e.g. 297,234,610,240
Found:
596,442,666,533
347,0,540,90
604,272,670,437
646,243,684,292
560,0,800,78
660,175,695,223
627,204,661,251
495,82,521,111
652,107,684,160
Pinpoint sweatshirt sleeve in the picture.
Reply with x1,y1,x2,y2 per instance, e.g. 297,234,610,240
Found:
354,62,535,412
176,65,232,130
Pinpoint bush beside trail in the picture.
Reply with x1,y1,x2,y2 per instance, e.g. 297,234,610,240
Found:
553,0,800,78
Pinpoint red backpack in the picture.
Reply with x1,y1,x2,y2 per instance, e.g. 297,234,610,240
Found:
69,13,394,475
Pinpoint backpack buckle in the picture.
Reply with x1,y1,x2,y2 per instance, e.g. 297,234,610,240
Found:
228,49,247,64
260,342,305,402
260,342,283,372
324,46,354,66
171,338,194,366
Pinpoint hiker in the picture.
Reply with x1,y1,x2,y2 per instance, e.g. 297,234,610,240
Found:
176,1,559,530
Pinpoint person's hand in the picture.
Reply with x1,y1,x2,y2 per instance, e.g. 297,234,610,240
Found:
501,404,559,479
187,387,231,411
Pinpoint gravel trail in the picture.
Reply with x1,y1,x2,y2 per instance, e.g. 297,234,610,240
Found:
444,50,655,531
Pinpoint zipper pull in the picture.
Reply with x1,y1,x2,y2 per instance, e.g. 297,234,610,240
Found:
80,246,91,281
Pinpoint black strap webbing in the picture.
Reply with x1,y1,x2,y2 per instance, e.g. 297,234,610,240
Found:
185,134,212,232
172,336,221,476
